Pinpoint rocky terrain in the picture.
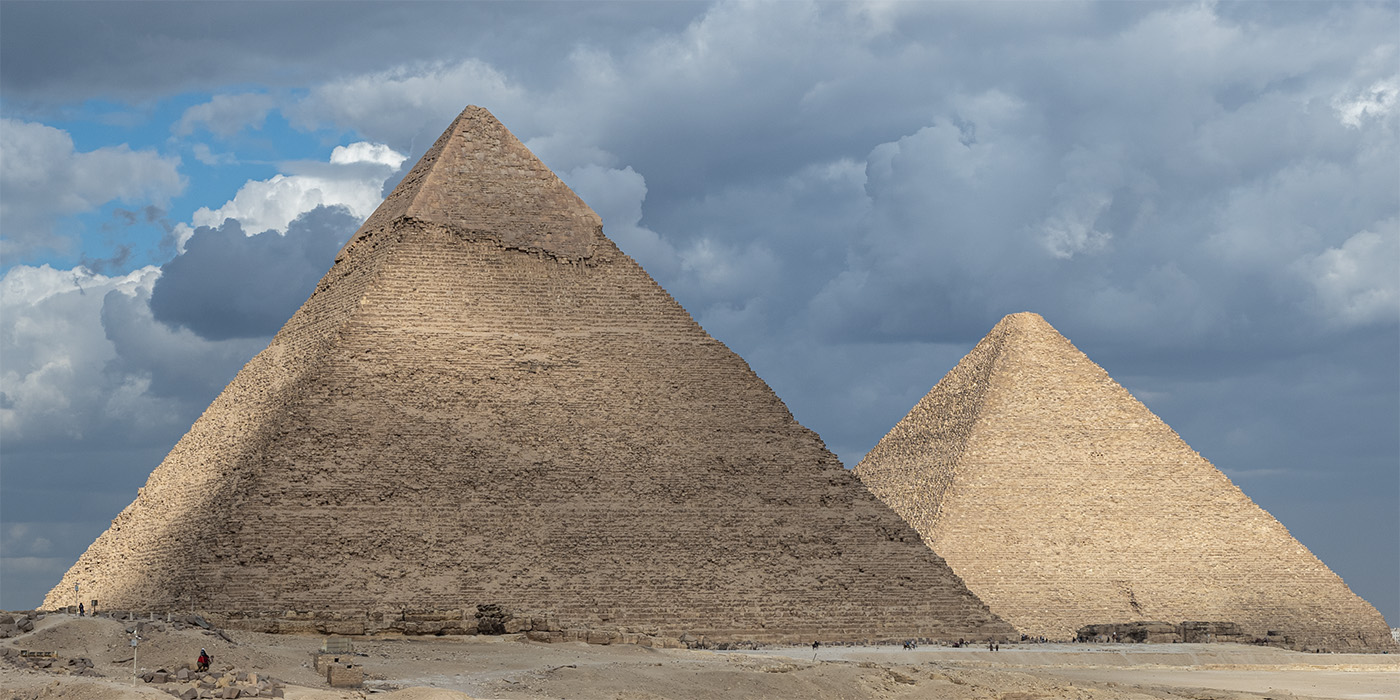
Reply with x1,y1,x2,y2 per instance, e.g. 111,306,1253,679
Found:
3,613,1396,700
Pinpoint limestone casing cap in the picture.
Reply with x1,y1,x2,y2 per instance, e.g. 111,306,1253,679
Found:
351,105,603,261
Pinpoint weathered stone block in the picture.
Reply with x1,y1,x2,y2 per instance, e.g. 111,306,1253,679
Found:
312,653,349,674
326,664,362,688
317,621,364,636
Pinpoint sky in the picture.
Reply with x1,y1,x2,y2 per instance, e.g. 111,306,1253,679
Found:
0,1,1395,624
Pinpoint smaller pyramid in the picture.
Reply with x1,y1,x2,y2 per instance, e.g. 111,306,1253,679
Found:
855,312,1396,651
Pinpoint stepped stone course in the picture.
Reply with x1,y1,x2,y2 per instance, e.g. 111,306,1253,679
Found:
45,106,1012,645
855,312,1396,652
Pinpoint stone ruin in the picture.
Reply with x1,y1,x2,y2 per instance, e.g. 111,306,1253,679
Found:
0,612,36,638
2,648,100,678
45,106,1012,646
139,667,286,699
1075,621,1247,645
855,312,1397,652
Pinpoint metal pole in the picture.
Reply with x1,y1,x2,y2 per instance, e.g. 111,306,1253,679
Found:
131,636,138,686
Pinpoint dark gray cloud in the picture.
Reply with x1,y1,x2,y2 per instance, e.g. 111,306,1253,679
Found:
0,1,705,111
149,206,360,340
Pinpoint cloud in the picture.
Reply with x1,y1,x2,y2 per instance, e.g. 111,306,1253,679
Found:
0,264,263,447
0,119,184,258
0,264,156,444
289,60,528,150
1335,77,1399,129
191,143,237,166
0,3,707,108
1300,219,1400,328
175,141,404,247
172,92,275,137
557,164,677,277
1035,146,1124,260
329,142,408,169
150,206,362,341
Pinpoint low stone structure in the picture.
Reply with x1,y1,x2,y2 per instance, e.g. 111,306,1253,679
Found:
1075,621,1247,645
140,666,285,698
2,648,100,677
209,606,743,649
325,663,363,688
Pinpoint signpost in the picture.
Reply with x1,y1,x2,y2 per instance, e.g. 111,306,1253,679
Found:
130,636,139,686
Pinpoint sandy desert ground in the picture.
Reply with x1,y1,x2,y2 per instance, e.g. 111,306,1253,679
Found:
1,613,1395,700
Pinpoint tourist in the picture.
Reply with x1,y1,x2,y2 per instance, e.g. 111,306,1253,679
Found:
197,649,210,672
77,603,84,617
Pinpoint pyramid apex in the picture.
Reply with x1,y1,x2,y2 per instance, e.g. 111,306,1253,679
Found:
357,105,604,260
988,312,1063,341
998,311,1050,327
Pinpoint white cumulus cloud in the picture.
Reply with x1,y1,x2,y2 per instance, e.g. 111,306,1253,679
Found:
1301,219,1400,327
558,164,676,276
0,119,184,258
329,142,408,169
0,263,265,446
177,141,406,247
0,264,162,442
1334,78,1399,128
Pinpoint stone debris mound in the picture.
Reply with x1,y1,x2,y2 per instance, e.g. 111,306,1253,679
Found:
45,106,1012,645
0,612,37,638
140,666,285,698
855,312,1396,652
2,647,100,677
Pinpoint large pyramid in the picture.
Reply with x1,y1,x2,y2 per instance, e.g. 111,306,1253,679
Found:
46,106,1012,643
855,312,1396,651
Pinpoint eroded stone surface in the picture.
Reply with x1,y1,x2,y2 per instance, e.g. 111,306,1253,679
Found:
45,106,1011,645
358,106,602,261
854,312,1396,652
